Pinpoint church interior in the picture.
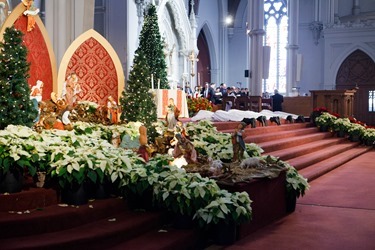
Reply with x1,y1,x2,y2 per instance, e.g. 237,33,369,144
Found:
0,0,374,249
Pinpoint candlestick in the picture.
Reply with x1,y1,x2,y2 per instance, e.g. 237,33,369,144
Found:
151,74,154,89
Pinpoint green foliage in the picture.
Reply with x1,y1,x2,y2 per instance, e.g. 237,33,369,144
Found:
138,4,169,89
120,50,158,141
0,26,37,129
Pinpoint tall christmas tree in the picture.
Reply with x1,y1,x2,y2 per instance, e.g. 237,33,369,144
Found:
138,4,169,89
0,26,37,129
120,50,158,140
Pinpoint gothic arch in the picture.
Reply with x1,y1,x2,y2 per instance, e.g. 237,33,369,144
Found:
336,49,375,125
329,43,375,86
199,23,217,84
57,29,124,105
234,0,248,28
336,49,375,87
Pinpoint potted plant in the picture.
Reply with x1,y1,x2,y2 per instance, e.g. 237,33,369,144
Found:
0,125,45,193
347,123,365,142
187,97,213,117
193,189,252,245
310,107,329,126
332,118,351,137
314,112,337,132
274,159,310,212
362,128,375,146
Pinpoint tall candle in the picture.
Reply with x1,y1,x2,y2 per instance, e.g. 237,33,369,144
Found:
198,73,200,86
151,74,154,89
157,79,160,89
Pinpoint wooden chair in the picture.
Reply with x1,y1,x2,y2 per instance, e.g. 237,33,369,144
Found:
222,96,236,111
249,96,262,112
262,98,273,110
234,96,249,110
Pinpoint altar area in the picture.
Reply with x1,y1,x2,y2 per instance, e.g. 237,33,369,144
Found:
153,89,189,118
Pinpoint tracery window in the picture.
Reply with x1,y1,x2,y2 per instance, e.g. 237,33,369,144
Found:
263,0,288,94
369,90,375,112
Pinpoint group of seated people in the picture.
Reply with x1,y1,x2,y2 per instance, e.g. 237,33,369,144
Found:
188,82,250,106
185,82,283,112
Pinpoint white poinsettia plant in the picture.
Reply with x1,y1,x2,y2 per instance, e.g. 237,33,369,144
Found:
185,120,263,161
0,123,144,189
314,112,337,128
347,123,366,136
362,128,375,142
332,118,352,132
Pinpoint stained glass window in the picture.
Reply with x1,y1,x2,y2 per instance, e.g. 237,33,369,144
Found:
369,90,375,112
263,0,288,94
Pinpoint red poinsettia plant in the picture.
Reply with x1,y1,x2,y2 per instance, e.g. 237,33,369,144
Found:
187,97,213,116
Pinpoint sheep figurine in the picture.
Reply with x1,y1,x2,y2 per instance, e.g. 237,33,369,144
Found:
239,157,265,169
208,157,223,176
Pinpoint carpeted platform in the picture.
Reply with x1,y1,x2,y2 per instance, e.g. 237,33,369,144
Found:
1,122,373,249
224,151,375,250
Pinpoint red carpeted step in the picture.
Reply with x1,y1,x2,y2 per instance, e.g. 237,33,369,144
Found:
109,228,204,250
0,197,128,239
0,209,164,250
217,122,311,135
266,137,348,161
0,187,59,212
299,146,372,182
286,142,361,171
257,132,333,153
245,127,317,143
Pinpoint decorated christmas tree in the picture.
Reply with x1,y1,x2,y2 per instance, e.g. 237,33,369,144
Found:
138,4,169,89
0,26,37,129
120,50,158,140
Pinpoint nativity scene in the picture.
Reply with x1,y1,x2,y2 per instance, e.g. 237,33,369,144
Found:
0,1,374,249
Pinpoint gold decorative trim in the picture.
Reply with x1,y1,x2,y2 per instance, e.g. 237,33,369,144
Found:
57,29,125,100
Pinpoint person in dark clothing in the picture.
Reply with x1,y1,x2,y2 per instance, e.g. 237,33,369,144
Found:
202,83,216,103
271,89,284,111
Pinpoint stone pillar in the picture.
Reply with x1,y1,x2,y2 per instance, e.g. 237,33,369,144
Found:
286,0,299,96
219,0,228,84
352,0,360,16
248,0,265,96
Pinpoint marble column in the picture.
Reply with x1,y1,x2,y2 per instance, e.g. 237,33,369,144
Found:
286,0,299,97
248,0,265,96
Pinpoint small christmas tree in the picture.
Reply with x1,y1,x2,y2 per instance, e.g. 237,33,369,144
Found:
0,26,38,129
138,4,169,89
120,50,158,140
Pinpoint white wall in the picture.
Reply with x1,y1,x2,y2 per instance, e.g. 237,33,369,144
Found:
298,0,324,95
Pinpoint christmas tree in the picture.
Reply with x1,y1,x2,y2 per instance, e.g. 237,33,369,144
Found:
0,26,38,129
138,4,169,89
120,50,158,140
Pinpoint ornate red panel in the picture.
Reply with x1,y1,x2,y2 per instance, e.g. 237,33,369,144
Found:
66,37,118,105
14,15,53,101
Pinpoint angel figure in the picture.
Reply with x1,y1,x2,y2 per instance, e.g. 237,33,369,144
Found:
22,0,39,32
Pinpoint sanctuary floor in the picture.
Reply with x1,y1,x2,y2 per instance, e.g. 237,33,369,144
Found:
207,150,375,250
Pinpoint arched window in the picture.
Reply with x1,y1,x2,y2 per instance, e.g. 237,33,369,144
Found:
263,0,288,94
